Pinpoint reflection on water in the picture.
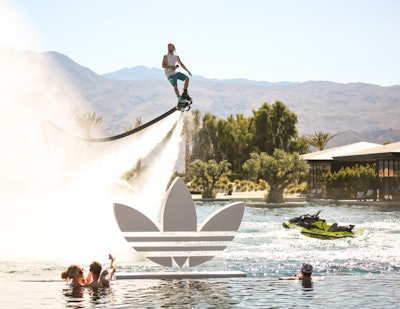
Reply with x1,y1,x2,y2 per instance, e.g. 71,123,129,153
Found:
63,286,114,308
2,269,400,308
123,279,237,308
301,278,313,290
95,275,398,308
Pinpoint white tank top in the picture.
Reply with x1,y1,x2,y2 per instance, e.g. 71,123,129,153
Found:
164,54,178,77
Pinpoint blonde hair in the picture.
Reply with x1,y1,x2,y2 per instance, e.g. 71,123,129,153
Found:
61,265,83,281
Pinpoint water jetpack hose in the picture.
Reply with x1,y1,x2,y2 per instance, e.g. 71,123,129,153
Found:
47,106,178,142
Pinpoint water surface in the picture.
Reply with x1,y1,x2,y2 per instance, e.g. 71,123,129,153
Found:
1,202,399,308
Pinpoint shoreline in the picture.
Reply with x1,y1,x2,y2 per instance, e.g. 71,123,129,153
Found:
192,190,400,207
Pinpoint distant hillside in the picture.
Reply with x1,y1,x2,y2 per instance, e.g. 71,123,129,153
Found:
104,65,293,85
4,48,400,145
327,128,400,148
104,65,165,80
102,66,400,138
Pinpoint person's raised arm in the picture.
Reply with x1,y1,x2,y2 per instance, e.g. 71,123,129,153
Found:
85,271,92,284
108,253,116,279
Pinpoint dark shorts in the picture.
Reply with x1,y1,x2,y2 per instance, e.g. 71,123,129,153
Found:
168,72,188,87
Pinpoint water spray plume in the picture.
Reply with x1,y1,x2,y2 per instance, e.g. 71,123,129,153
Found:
0,3,184,262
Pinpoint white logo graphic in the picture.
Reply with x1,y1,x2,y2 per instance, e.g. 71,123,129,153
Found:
113,177,245,267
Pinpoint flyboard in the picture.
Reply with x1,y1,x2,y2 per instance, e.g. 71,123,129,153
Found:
48,103,191,143
176,98,192,112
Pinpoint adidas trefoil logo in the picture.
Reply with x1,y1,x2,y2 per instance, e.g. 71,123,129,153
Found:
113,177,245,267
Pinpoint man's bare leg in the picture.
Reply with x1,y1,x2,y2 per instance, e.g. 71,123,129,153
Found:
181,78,191,102
174,86,180,97
184,77,189,90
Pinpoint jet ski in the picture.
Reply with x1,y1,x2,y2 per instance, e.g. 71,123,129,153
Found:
283,210,355,239
282,210,322,229
300,220,355,240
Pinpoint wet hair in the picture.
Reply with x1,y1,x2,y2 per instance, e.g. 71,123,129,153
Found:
89,261,102,276
61,270,68,280
61,265,83,280
301,263,313,274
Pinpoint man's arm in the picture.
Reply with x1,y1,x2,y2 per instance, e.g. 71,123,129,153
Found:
85,271,92,284
177,56,192,76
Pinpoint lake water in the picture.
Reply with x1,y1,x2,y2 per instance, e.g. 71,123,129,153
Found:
1,202,399,308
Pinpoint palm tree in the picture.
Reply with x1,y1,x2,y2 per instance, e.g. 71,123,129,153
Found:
134,117,142,128
75,111,104,137
307,132,337,150
123,117,143,132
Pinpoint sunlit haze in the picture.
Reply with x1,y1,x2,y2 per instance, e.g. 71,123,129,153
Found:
0,1,183,262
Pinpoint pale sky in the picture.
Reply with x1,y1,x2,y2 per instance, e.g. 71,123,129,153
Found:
2,0,400,86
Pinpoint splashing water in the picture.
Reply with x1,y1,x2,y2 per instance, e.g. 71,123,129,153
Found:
0,3,184,263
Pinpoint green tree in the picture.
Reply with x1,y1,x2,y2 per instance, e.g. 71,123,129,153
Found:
190,159,231,198
188,101,304,180
243,149,309,203
191,113,219,161
307,131,337,150
217,114,252,177
250,101,298,155
289,135,311,155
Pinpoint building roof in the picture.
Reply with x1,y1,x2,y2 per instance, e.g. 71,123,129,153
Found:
302,142,381,161
333,141,400,161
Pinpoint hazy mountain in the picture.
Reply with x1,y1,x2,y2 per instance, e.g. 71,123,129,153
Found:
104,65,293,86
327,128,400,148
104,65,165,80
101,65,400,146
5,47,399,145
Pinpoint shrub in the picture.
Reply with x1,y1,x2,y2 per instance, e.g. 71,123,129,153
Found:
325,164,377,199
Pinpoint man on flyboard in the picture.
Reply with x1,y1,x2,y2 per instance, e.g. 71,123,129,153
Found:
162,43,192,110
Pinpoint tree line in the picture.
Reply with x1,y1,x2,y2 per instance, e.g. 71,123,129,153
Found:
185,101,313,202
75,101,337,202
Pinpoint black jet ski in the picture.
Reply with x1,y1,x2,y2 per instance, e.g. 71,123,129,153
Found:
282,210,323,229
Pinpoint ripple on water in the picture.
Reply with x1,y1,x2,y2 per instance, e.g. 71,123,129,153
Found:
1,203,399,308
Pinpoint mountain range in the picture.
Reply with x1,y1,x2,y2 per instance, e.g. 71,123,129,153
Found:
4,47,400,147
